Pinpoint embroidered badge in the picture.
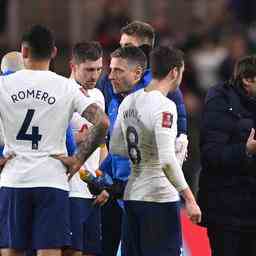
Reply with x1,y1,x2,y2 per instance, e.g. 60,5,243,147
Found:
162,112,173,128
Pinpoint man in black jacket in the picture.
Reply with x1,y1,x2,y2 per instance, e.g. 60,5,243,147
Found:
198,55,256,256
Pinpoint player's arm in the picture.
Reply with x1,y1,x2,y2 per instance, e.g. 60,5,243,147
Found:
154,104,201,224
109,107,127,157
167,89,188,166
167,88,187,135
99,144,108,164
53,86,109,176
76,103,109,165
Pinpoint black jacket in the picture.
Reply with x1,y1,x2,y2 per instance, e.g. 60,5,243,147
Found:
198,81,256,230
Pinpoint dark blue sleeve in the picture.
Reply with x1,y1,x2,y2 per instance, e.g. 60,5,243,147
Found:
66,125,76,156
99,153,113,177
167,88,187,135
0,146,4,157
111,154,131,181
96,73,114,113
200,96,247,171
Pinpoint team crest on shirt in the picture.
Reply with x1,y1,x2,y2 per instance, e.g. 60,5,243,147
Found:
162,112,173,128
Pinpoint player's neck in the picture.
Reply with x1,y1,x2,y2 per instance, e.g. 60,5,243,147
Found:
145,79,169,96
25,60,50,71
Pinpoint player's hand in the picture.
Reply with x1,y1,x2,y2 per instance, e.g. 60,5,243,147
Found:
246,128,256,155
51,154,82,180
185,201,202,224
0,154,15,171
93,190,109,206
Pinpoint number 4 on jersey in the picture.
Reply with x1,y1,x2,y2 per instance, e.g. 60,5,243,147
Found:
16,109,42,150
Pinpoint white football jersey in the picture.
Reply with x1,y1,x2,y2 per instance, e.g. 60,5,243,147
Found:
69,85,105,198
0,70,94,191
111,89,182,203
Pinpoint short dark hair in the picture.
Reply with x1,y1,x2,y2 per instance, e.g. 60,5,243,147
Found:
22,25,55,60
72,41,103,64
150,46,184,79
121,21,155,47
234,55,256,81
111,46,147,71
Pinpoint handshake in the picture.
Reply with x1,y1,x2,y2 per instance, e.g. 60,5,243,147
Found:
79,167,113,196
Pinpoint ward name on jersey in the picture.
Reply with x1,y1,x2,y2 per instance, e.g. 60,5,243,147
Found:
11,89,56,105
0,70,94,191
111,89,183,203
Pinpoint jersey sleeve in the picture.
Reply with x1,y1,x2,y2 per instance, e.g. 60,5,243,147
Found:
94,89,105,112
71,84,94,115
66,125,76,156
152,99,188,192
167,88,187,135
109,103,128,157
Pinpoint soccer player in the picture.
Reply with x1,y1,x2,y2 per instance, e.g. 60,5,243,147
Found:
67,41,107,256
1,51,25,75
110,46,201,256
0,25,109,256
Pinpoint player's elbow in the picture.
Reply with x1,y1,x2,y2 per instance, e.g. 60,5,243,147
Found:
101,113,110,131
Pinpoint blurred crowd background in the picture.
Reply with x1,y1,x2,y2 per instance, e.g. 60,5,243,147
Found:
0,0,255,194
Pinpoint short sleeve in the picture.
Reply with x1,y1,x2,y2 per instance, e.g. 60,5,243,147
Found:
71,85,94,115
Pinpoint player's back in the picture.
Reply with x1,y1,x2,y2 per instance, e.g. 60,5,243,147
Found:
0,69,89,190
119,89,180,202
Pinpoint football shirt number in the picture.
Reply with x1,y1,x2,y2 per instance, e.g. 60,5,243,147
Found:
16,109,42,150
126,126,141,164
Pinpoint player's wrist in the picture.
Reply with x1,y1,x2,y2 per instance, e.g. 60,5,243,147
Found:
73,154,84,168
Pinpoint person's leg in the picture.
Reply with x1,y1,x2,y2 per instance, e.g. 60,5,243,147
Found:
139,201,182,256
63,197,88,256
207,226,241,256
32,188,71,254
37,249,61,256
63,249,82,256
83,199,101,256
1,249,24,256
101,200,122,256
239,231,256,256
0,187,33,256
122,201,140,256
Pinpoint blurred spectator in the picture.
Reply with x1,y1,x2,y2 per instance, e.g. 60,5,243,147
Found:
94,0,130,71
191,33,227,94
219,32,249,81
230,0,256,26
0,0,8,33
182,91,202,195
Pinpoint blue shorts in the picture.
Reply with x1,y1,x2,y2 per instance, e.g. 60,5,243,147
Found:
0,187,71,250
69,198,101,254
123,200,182,256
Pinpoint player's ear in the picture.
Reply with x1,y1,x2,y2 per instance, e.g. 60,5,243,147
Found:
51,46,58,59
167,67,178,81
21,44,29,59
70,61,74,72
134,65,143,83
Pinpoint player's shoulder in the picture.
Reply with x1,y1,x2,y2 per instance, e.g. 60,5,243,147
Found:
44,71,70,85
119,89,142,110
88,88,104,101
3,69,69,84
88,88,105,110
146,90,176,111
